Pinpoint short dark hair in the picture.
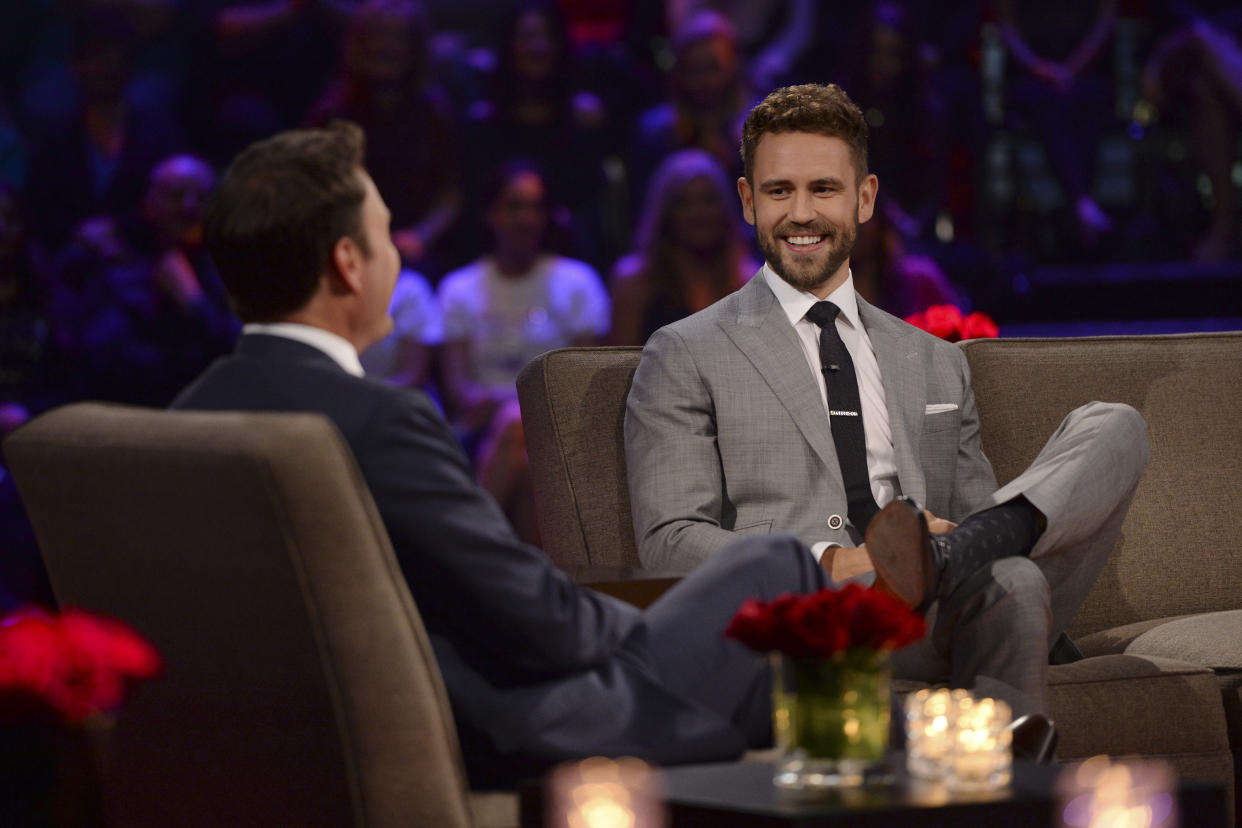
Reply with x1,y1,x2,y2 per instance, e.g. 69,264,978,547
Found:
740,84,869,184
205,121,370,322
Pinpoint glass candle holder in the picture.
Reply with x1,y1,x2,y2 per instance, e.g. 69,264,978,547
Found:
547,756,666,828
903,688,973,780
945,696,1012,793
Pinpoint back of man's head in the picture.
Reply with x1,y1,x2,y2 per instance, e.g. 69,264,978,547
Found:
740,84,869,185
205,122,370,323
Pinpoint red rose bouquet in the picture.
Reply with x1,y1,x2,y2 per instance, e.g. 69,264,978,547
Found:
725,583,925,660
0,607,162,726
904,304,999,343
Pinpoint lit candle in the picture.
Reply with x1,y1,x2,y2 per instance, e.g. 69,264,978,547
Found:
905,688,973,780
1056,755,1178,827
549,757,666,828
945,696,1012,793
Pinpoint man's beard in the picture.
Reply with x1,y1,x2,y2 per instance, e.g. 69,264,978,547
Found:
757,217,859,293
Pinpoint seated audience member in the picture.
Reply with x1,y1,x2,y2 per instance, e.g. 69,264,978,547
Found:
438,160,609,543
189,0,352,161
51,154,238,406
625,84,1150,716
838,1,950,246
171,120,877,786
994,0,1118,248
359,267,441,393
25,8,184,253
1141,2,1242,261
609,148,757,345
666,0,817,92
307,0,461,272
627,10,751,213
851,200,960,319
462,0,611,266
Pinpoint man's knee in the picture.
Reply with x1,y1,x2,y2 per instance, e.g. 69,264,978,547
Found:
1067,401,1150,479
715,533,817,587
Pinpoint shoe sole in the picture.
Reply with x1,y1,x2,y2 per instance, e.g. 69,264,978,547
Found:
866,499,931,610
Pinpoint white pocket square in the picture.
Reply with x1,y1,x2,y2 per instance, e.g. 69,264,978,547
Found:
925,403,959,414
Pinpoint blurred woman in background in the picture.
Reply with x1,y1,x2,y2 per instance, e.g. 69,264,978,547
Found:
610,149,755,345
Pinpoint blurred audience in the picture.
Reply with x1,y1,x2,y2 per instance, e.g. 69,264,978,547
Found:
49,154,238,406
308,0,461,272
666,0,816,92
188,0,354,161
439,160,609,543
0,185,61,427
995,0,1119,247
628,9,750,214
609,148,756,345
25,8,184,252
852,198,961,318
462,0,611,267
0,184,55,612
360,267,442,392
1142,1,1242,261
839,1,950,246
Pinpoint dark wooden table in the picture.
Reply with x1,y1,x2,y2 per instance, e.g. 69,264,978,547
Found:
521,755,1229,827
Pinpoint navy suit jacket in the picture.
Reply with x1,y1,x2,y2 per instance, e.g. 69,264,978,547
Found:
172,334,745,784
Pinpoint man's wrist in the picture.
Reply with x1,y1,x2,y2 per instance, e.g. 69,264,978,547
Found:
810,541,842,563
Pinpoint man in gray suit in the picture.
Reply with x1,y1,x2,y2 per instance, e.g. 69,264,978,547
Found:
625,84,1150,715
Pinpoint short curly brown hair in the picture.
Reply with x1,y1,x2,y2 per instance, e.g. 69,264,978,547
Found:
740,83,869,184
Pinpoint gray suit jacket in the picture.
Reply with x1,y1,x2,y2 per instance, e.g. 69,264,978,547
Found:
625,274,999,571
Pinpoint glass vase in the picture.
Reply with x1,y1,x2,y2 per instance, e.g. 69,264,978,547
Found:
771,650,890,789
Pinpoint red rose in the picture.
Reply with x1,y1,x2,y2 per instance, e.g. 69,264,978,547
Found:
904,310,927,331
921,305,964,342
726,585,925,657
789,589,850,658
0,607,161,724
961,311,999,340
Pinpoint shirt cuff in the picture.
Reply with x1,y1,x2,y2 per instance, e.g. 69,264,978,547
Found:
809,541,842,563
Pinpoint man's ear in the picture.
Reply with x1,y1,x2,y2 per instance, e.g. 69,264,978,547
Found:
737,177,756,227
329,235,364,295
856,173,878,224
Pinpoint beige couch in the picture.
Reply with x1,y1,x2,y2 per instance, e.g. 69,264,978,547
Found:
518,332,1242,818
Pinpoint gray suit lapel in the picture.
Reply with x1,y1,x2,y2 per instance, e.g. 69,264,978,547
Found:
859,298,927,505
719,275,843,482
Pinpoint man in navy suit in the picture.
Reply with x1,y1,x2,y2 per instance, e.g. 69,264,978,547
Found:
172,121,838,785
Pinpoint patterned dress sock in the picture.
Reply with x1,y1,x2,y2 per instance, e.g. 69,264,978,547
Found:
937,496,1044,598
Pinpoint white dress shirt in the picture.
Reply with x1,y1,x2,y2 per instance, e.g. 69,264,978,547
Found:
243,322,366,377
763,266,900,556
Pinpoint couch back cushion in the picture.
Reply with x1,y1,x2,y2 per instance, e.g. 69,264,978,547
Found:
517,347,645,568
960,333,1242,636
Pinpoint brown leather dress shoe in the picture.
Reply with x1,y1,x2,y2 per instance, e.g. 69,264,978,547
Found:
866,497,942,613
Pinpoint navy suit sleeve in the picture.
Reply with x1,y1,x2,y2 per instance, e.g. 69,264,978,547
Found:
355,389,641,681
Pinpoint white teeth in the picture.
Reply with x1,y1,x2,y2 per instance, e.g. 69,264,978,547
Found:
786,235,824,246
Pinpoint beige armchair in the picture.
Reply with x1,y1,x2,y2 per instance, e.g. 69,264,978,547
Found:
3,403,517,828
518,338,1239,818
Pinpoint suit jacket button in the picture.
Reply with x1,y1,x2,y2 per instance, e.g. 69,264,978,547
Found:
827,514,844,530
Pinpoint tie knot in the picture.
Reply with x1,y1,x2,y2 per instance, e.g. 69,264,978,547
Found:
805,301,841,328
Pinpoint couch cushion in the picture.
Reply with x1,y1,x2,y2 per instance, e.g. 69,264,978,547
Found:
1122,610,1242,671
1075,614,1200,658
1048,654,1229,761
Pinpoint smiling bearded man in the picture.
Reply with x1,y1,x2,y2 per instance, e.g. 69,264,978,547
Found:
624,83,1150,721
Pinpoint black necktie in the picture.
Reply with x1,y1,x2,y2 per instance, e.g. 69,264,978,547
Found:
805,301,879,533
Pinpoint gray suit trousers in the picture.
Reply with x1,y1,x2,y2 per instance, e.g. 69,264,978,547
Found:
892,401,1150,715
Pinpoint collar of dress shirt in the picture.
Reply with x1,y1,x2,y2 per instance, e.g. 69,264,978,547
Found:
242,322,366,377
761,264,862,331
